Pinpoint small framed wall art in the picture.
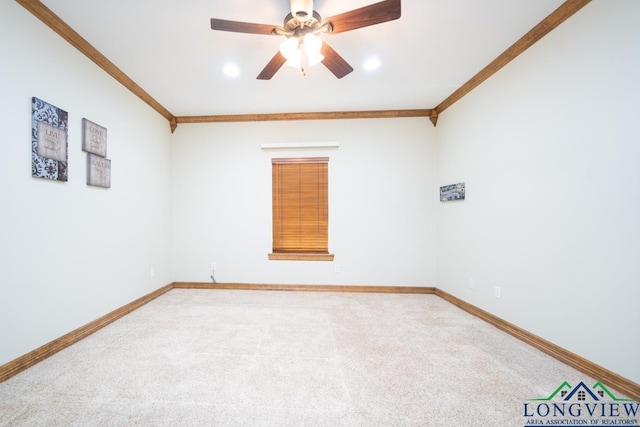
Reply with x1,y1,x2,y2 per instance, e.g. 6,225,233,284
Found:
82,117,111,188
86,153,111,188
31,97,68,181
82,118,107,157
440,182,465,201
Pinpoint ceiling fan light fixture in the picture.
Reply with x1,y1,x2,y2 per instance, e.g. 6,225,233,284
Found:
303,33,324,66
280,33,324,72
279,37,299,57
279,37,300,67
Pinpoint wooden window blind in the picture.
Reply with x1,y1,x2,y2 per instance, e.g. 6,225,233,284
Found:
269,157,334,261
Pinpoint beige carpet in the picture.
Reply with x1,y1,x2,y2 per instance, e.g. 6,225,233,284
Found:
0,289,598,426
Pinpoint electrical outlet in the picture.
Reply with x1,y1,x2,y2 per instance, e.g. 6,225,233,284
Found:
334,264,341,273
469,278,475,289
494,286,501,299
150,268,155,279
212,263,217,272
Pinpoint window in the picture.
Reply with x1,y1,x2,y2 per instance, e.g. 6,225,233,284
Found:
269,157,334,261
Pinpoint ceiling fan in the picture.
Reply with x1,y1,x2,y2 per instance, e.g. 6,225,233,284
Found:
210,0,401,80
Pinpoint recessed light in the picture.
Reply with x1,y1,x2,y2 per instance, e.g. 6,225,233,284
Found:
363,57,381,71
223,64,239,77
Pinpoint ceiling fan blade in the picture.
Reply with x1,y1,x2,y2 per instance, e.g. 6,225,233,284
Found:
320,42,353,79
257,51,287,80
210,18,277,35
324,0,401,34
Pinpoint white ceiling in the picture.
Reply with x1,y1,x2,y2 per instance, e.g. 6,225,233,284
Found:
39,0,565,117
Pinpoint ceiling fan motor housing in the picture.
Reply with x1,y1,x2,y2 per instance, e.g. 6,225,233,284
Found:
283,11,322,32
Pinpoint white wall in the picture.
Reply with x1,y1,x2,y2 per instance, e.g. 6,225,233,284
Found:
170,119,437,286
0,2,172,366
435,0,640,383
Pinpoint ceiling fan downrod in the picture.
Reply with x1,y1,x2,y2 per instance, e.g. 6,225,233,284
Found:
290,0,314,21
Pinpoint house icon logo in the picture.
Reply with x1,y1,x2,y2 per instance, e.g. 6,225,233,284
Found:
530,381,632,403
523,381,639,426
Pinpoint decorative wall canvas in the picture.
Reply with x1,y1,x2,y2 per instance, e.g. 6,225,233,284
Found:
87,153,111,188
82,118,107,157
31,97,68,181
440,182,465,201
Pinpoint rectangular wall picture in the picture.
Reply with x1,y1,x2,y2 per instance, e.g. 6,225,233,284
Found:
82,118,107,157
87,153,111,188
31,97,68,181
440,182,465,201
